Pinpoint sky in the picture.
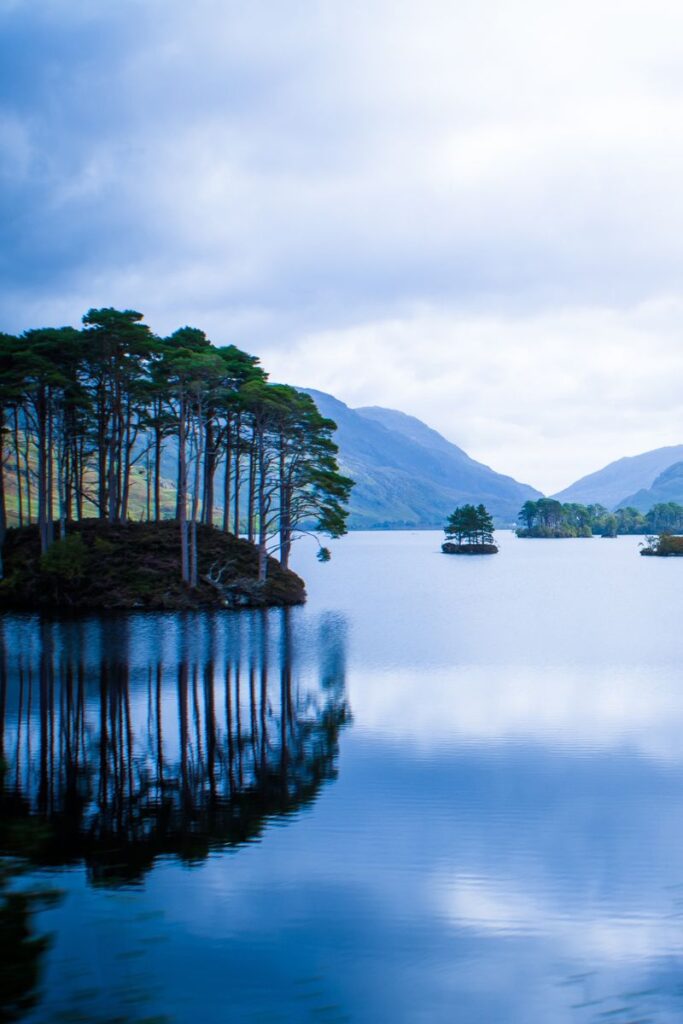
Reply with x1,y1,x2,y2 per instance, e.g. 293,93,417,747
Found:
2,0,683,493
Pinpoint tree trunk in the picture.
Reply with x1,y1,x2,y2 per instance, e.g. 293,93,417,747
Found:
64,442,72,524
278,440,291,568
247,432,256,543
189,413,204,588
257,430,268,583
201,419,215,527
23,428,32,524
76,436,84,520
121,400,133,521
56,411,67,541
37,391,48,555
46,393,55,547
154,420,162,522
178,401,189,584
233,413,242,537
107,413,118,524
176,427,183,520
146,448,151,521
12,408,22,527
97,385,107,517
0,406,6,577
222,419,232,533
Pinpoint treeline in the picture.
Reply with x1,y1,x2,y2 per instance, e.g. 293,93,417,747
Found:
0,308,353,583
517,498,683,538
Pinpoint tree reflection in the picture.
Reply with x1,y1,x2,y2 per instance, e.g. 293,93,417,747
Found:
0,610,350,886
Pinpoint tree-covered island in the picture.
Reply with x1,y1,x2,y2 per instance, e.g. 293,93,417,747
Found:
640,534,683,556
516,498,683,538
442,503,498,554
0,308,354,611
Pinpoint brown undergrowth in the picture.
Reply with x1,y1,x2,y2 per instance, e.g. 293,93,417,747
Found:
0,519,306,611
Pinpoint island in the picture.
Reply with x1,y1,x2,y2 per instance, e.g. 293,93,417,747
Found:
442,504,498,554
0,307,354,612
516,498,683,539
640,533,683,557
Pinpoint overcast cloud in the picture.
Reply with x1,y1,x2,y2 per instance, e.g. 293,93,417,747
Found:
2,0,683,492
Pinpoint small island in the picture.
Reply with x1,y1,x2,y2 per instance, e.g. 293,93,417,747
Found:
442,504,498,554
640,533,683,557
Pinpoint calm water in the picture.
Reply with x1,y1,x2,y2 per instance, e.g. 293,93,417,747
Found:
3,530,683,1022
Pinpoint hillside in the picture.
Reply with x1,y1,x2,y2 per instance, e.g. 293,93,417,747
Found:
303,390,541,528
618,460,683,512
552,445,683,509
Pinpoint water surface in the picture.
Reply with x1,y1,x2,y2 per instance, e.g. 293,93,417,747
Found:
2,530,683,1022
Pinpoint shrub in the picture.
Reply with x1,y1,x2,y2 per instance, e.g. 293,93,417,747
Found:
656,533,683,555
93,536,116,557
39,535,88,581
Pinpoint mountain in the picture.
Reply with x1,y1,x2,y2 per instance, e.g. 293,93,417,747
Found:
618,460,683,512
355,406,468,457
303,389,541,528
552,445,683,509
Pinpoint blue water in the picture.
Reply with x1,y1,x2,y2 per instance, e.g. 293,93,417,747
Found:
3,530,683,1022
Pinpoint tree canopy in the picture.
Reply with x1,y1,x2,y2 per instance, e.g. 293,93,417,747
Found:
516,498,683,538
444,504,495,546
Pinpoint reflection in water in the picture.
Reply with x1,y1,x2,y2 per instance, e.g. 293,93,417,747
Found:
0,610,350,886
0,849,61,1024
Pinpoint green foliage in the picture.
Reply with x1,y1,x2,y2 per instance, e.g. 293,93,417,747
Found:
39,534,88,581
602,514,618,537
444,503,495,546
516,499,662,537
644,502,683,533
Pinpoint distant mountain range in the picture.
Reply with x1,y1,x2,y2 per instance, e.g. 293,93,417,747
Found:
552,445,683,510
302,389,541,528
618,460,683,511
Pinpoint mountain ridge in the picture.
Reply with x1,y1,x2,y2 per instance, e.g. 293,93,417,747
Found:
302,388,541,528
552,445,683,509
618,460,683,512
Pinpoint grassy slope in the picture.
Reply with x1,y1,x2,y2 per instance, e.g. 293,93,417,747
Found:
4,453,179,527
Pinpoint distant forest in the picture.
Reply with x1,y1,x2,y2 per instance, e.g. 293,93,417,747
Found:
517,498,683,538
0,308,353,583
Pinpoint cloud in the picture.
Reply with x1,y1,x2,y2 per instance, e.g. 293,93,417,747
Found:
3,0,683,489
261,300,683,491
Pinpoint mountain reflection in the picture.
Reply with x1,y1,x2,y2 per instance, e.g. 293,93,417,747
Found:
0,610,350,886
